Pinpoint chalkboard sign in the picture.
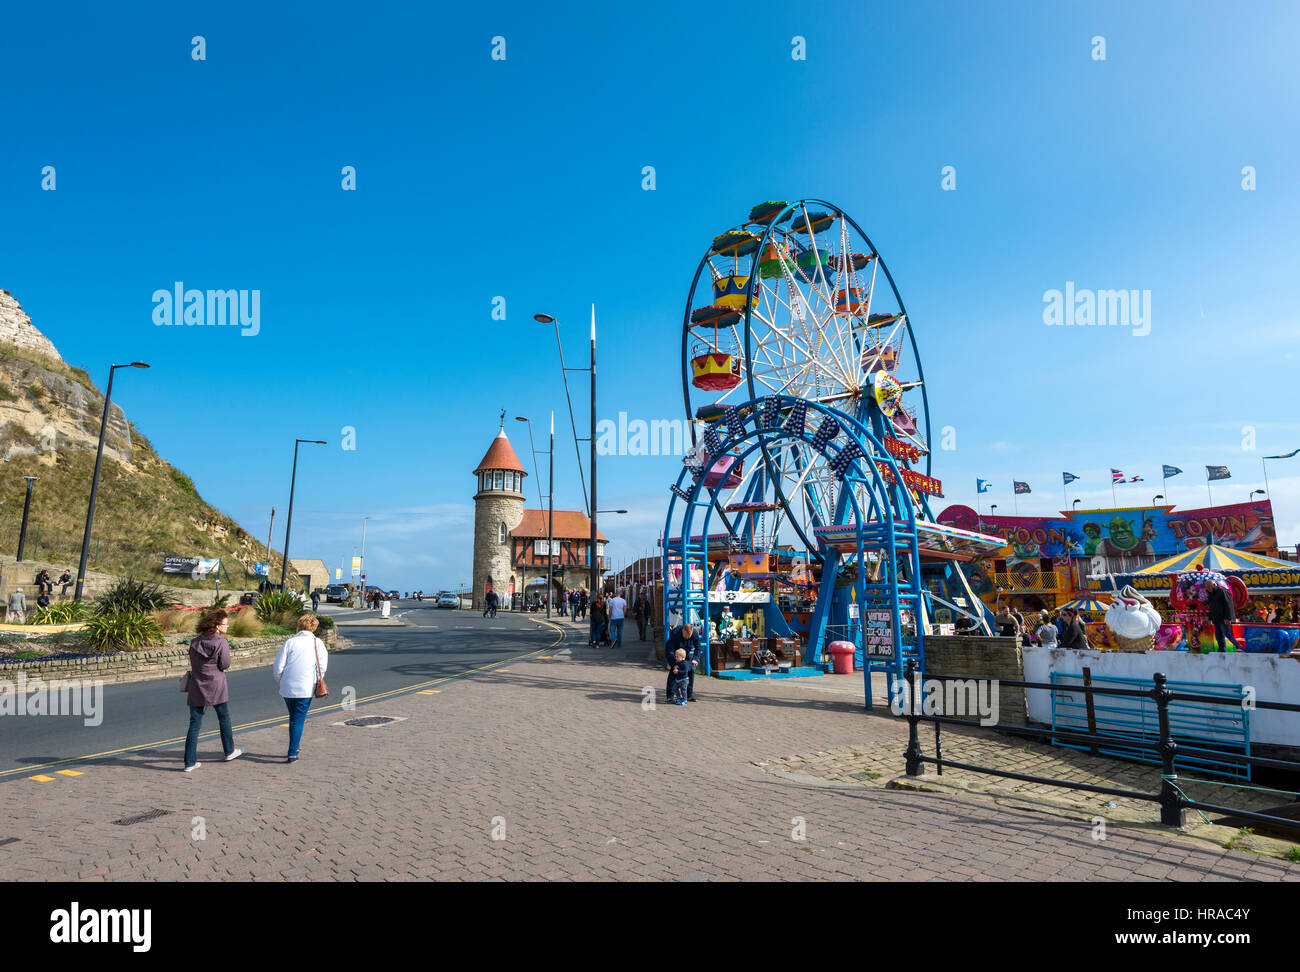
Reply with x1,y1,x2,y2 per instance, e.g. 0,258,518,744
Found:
865,609,895,657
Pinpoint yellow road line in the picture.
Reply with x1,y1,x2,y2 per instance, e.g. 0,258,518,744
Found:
29,775,54,782
55,770,83,777
1,621,567,779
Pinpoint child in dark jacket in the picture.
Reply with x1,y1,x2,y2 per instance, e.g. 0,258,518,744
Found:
667,648,692,705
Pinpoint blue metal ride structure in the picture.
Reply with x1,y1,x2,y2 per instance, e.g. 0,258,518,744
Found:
667,199,996,703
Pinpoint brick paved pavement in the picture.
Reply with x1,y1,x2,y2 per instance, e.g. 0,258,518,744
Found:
3,614,1296,881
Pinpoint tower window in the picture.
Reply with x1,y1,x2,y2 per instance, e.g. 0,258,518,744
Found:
494,470,503,490
499,522,507,544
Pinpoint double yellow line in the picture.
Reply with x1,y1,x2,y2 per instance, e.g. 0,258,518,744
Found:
2,620,567,780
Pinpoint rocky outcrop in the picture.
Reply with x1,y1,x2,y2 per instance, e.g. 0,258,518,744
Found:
0,290,63,363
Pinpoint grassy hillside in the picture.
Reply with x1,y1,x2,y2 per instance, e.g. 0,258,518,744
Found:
0,356,294,591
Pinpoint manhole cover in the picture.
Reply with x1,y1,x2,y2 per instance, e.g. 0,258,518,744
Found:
113,809,172,826
342,716,398,728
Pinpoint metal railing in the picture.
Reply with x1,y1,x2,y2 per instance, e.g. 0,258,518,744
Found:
898,659,1300,831
990,569,1063,592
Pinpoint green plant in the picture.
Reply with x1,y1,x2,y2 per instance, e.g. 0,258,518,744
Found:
30,601,87,625
95,577,170,616
1287,846,1300,864
315,614,335,631
254,591,306,623
82,610,164,653
227,611,264,638
211,593,231,608
261,624,296,637
153,608,196,634
171,468,198,496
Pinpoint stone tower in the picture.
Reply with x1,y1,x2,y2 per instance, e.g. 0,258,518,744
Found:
471,422,527,610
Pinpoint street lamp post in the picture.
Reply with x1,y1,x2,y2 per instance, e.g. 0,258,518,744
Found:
17,476,38,562
279,438,326,590
1250,489,1266,503
1152,493,1165,507
536,307,599,597
75,362,149,601
1072,499,1082,511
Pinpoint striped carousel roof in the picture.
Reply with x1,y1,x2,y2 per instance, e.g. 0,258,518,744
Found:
1130,543,1297,575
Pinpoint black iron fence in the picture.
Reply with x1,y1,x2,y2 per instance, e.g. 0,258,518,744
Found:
898,658,1300,832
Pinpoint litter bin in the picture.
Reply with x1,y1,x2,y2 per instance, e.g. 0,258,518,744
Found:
381,599,391,619
828,640,855,674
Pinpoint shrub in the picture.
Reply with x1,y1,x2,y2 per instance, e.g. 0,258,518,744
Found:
227,611,264,638
83,611,164,653
254,591,306,624
315,614,335,631
171,468,198,496
261,624,296,637
30,601,87,625
95,578,170,616
153,608,196,634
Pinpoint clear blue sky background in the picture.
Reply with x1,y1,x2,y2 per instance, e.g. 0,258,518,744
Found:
3,0,1298,589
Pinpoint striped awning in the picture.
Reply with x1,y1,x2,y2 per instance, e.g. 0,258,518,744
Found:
1060,596,1110,613
1130,543,1297,575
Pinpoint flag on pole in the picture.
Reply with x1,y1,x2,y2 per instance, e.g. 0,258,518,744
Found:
1111,468,1125,484
1013,481,1031,494
1062,472,1079,485
1162,465,1183,478
1206,465,1232,481
1264,450,1300,460
976,479,991,493
1127,474,1143,483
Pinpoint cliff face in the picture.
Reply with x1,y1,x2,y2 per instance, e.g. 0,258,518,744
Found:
0,289,289,589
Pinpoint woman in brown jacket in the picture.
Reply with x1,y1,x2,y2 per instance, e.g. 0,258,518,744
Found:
183,608,243,771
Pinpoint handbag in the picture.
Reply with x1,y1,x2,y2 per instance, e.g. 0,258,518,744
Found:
313,637,328,698
179,670,192,693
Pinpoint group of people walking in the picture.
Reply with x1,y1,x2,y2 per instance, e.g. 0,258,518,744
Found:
994,604,1090,650
182,609,329,771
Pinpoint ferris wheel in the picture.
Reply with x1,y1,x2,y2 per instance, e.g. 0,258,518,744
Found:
681,199,932,555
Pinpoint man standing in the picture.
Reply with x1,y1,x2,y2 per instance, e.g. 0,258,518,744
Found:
664,623,704,702
632,589,651,641
607,590,628,647
311,589,321,612
7,586,27,624
1207,578,1242,651
577,589,588,621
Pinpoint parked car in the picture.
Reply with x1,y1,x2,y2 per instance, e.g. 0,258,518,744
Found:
437,592,459,609
326,585,349,603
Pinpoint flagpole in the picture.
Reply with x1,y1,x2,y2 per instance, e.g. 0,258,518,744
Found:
1012,481,1019,516
1206,470,1213,506
1262,457,1270,499
1111,480,1117,507
1062,477,1068,510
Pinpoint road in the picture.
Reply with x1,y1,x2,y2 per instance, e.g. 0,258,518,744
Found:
0,604,562,779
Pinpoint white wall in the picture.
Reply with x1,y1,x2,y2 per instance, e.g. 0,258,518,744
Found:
1022,645,1300,746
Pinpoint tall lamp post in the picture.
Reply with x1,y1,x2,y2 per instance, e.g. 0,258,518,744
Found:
17,476,38,562
75,362,149,601
1152,493,1165,507
536,307,600,596
279,438,326,590
1250,489,1266,504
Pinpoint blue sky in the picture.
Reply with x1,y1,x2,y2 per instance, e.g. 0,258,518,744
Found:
3,0,1299,589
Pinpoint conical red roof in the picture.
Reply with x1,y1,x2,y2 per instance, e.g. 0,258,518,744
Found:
474,429,526,475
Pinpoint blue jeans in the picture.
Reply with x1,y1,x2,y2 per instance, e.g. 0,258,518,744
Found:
590,619,607,644
285,697,313,757
609,618,624,646
184,702,233,767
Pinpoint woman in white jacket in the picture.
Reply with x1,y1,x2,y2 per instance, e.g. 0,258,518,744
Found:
272,614,329,763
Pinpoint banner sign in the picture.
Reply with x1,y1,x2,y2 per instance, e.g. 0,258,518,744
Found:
937,500,1276,564
709,590,771,604
876,461,943,497
883,435,922,465
351,556,361,574
254,562,268,576
163,556,200,574
1094,569,1300,595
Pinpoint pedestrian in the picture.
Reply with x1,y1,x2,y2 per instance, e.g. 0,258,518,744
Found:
34,568,51,597
994,604,1019,639
310,589,321,612
483,588,499,619
6,586,27,624
607,590,627,647
667,648,692,705
272,614,329,763
664,623,703,702
589,594,609,646
1058,607,1088,650
182,608,242,772
557,588,567,617
1052,609,1064,637
1035,610,1058,648
1207,577,1242,651
58,569,72,598
36,590,51,611
633,589,651,641
578,589,588,621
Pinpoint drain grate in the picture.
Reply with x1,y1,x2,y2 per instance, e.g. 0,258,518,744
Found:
0,837,19,847
342,716,398,728
113,809,172,826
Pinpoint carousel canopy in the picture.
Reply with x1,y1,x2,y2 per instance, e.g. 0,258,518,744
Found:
1131,543,1298,575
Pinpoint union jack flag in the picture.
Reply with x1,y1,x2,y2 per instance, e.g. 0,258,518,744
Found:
1111,468,1125,484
